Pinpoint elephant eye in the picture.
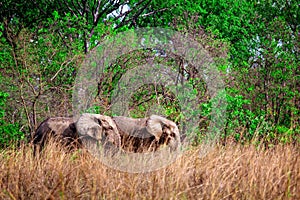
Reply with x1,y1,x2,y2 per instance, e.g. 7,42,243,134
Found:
97,119,102,125
170,132,175,138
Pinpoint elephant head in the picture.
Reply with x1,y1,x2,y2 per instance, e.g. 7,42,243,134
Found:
32,117,81,154
76,113,121,149
112,115,181,153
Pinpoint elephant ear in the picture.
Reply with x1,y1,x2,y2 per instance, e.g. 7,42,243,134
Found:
76,113,121,147
76,113,102,140
146,115,166,141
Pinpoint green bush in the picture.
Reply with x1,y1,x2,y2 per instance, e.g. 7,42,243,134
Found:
0,92,25,148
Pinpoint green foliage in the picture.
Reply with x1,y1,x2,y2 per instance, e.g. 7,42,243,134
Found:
224,93,261,140
0,0,299,147
0,10,84,134
0,92,24,148
215,91,299,145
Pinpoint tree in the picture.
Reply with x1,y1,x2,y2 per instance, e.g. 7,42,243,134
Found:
0,0,298,145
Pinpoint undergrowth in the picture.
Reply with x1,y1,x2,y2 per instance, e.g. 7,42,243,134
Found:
0,141,299,199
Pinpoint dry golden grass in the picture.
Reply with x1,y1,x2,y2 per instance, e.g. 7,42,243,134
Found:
0,142,299,200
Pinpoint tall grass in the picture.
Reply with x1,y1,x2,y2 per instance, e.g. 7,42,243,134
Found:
0,142,299,199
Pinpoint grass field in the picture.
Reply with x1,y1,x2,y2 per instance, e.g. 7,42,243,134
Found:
0,142,299,199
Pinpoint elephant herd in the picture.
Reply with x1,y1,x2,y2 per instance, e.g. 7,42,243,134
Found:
32,113,181,155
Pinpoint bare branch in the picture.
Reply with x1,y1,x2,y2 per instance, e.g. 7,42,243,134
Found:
50,55,79,82
93,0,103,23
88,1,121,39
114,0,151,29
140,7,169,17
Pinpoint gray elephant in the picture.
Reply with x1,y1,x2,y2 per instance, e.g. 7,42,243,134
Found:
76,113,122,155
32,114,122,154
33,114,180,155
32,117,81,154
112,115,181,153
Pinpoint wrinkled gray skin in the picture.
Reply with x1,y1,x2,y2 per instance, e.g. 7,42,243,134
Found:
112,115,181,153
33,114,180,155
76,113,122,150
32,117,81,154
33,114,122,155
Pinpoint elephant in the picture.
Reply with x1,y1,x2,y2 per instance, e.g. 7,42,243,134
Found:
76,113,122,150
32,117,81,154
32,114,180,155
32,114,122,155
112,115,181,153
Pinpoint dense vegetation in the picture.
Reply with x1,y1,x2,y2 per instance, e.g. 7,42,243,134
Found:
0,142,299,199
0,0,299,199
1,0,298,146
